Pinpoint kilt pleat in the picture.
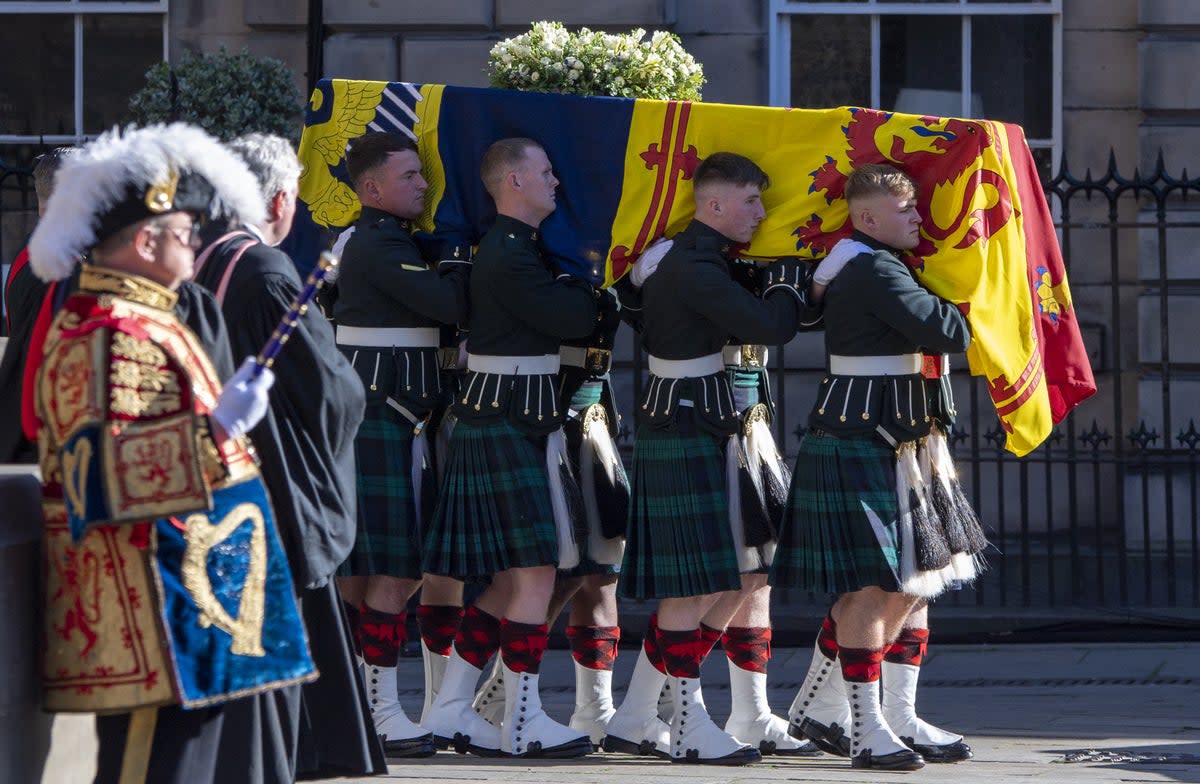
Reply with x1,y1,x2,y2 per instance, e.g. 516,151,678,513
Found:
422,420,558,579
619,426,741,600
340,403,423,579
770,432,902,594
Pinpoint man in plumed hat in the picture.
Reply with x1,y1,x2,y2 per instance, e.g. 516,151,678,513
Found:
27,123,312,784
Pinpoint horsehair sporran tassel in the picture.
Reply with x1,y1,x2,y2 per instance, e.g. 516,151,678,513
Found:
726,437,763,573
546,428,581,569
905,443,951,572
928,426,989,558
579,418,626,565
896,444,952,598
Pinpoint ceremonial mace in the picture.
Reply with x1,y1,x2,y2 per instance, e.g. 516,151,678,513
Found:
251,249,339,379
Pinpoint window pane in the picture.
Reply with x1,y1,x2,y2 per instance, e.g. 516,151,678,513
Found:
881,15,962,117
790,15,871,108
0,15,74,135
972,15,1052,137
83,15,163,133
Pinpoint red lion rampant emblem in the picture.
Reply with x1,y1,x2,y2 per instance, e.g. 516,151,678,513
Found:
797,108,1016,265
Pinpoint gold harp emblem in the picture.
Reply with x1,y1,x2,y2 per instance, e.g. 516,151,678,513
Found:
144,169,179,213
62,438,93,518
181,502,268,656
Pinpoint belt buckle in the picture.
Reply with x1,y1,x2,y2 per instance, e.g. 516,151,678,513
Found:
584,347,612,375
740,344,763,368
920,354,941,379
439,346,461,371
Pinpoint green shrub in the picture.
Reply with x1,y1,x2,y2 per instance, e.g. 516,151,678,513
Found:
127,47,303,141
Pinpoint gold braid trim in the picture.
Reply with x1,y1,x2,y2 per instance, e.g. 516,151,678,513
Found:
79,265,178,312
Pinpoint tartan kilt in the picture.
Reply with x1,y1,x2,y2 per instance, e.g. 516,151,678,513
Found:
770,431,902,594
422,419,558,579
340,401,424,579
619,425,742,600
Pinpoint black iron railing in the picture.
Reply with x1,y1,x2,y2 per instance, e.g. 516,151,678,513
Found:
3,150,1199,619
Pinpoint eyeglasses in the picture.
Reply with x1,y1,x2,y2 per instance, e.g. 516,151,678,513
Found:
159,223,203,249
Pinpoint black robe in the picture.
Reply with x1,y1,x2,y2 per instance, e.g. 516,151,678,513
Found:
193,231,385,781
0,258,49,463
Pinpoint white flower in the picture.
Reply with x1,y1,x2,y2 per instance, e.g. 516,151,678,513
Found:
488,21,704,100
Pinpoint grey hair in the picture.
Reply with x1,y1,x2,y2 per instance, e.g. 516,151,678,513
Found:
33,147,79,205
228,133,302,205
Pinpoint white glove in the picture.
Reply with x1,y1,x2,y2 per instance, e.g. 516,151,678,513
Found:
211,357,275,440
630,237,673,288
813,238,874,285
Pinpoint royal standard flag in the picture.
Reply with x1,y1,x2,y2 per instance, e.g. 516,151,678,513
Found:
296,79,1096,457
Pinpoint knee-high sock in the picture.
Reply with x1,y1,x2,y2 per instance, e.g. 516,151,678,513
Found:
643,613,667,674
722,626,771,673
499,619,550,674
566,625,620,670
656,628,708,679
452,605,501,669
360,605,407,667
883,627,928,667
417,604,464,656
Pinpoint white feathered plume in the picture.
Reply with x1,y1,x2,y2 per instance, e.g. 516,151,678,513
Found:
29,123,266,282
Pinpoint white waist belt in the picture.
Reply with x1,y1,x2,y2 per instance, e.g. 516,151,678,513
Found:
336,325,439,348
829,353,922,377
648,353,724,378
468,353,560,375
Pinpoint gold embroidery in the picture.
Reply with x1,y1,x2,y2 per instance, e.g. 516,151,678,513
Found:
195,418,229,487
48,339,98,438
80,266,178,311
111,387,183,418
111,333,168,367
105,415,210,520
110,359,172,391
181,502,267,656
62,438,93,519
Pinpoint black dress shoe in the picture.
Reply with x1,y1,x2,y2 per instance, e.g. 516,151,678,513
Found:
903,737,973,762
851,747,926,771
601,734,671,759
383,732,437,758
671,746,762,766
795,716,851,757
517,736,593,759
759,738,823,757
432,731,503,757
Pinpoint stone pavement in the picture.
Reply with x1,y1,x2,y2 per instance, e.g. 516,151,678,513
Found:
304,640,1200,784
38,641,1200,782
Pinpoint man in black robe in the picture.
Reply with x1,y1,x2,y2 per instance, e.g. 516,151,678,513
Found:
0,147,75,464
193,132,384,781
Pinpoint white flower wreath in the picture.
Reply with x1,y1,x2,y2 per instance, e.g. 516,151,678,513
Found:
487,21,705,101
